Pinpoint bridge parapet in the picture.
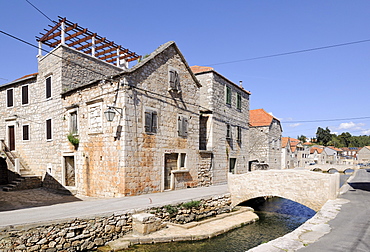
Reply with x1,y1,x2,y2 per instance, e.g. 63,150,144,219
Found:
303,164,357,173
228,170,340,212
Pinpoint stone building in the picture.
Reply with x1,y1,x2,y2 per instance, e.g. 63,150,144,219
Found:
249,109,282,170
0,18,205,197
356,146,370,164
190,66,250,184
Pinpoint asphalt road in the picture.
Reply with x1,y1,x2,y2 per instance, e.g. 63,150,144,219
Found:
299,169,370,252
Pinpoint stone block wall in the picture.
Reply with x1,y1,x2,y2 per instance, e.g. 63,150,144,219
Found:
0,194,231,251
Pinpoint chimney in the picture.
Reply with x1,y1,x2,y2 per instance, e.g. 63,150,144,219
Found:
239,80,243,88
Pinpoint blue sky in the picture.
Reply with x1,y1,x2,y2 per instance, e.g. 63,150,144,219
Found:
1,1,369,139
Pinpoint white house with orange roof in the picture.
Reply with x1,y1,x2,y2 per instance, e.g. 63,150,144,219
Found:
249,109,282,170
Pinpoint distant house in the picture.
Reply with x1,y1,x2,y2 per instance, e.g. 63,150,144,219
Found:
190,65,251,184
249,109,282,170
357,146,370,164
324,146,343,164
281,137,293,169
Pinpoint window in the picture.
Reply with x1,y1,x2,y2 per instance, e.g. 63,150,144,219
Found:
46,119,52,140
180,153,186,168
177,115,188,137
70,111,78,134
23,125,30,141
169,68,180,92
7,89,13,107
22,85,29,105
226,123,231,139
226,86,231,105
89,104,102,133
46,76,52,99
229,158,236,174
237,126,242,143
236,93,241,110
144,109,158,133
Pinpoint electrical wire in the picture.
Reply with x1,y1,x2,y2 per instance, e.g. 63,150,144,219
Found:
208,39,370,66
280,116,370,124
25,0,55,23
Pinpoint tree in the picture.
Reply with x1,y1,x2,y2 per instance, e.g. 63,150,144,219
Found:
297,135,307,143
316,127,332,146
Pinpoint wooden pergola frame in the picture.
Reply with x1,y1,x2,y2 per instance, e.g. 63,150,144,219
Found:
36,17,141,67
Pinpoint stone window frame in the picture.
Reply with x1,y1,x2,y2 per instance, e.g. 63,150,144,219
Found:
168,67,181,93
22,124,30,141
229,157,236,174
45,75,52,100
177,114,188,138
87,100,103,134
144,107,158,134
46,118,52,141
225,86,232,105
21,84,29,106
6,88,14,108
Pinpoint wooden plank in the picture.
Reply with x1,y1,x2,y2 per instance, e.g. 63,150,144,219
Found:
67,35,92,47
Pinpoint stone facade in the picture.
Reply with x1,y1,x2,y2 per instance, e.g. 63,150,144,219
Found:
191,66,250,185
249,109,282,170
60,42,201,197
357,146,370,164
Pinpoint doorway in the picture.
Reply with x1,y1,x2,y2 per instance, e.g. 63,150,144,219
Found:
164,153,178,190
64,156,76,187
8,125,15,151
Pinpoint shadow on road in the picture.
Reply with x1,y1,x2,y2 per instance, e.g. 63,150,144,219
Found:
348,182,370,192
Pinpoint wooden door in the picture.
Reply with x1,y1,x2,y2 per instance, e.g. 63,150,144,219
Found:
164,153,178,190
65,156,76,186
8,126,15,151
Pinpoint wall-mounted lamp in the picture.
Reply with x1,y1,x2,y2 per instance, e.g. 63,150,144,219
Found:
104,105,123,122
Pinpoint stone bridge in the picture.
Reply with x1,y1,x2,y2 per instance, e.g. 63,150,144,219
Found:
228,170,340,211
303,164,357,173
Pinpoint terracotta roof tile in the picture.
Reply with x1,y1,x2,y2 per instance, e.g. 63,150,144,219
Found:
14,73,38,82
190,65,214,74
250,109,279,127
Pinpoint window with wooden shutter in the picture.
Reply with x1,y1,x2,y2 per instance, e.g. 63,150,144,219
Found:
46,76,52,99
46,119,52,140
237,126,241,143
144,109,158,134
70,111,78,134
21,85,29,105
236,93,241,110
178,115,188,137
226,86,231,105
169,69,180,92
7,89,13,107
226,123,231,139
23,125,30,141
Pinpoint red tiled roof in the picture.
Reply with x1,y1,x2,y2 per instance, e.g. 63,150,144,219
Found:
250,109,279,127
14,73,38,82
281,137,289,148
310,147,324,154
190,65,214,74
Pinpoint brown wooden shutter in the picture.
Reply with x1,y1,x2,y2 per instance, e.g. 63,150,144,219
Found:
23,125,29,141
183,117,188,137
46,119,52,140
152,111,157,133
46,77,51,98
144,111,151,132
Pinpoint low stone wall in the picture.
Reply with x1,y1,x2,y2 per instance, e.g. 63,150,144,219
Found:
0,194,231,251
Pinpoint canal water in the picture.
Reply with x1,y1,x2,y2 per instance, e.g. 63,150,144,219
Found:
125,173,351,252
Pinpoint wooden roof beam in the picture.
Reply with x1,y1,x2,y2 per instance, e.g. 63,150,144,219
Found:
67,35,92,47
38,20,62,42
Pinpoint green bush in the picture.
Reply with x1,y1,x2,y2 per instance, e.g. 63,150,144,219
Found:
181,200,201,209
67,133,79,146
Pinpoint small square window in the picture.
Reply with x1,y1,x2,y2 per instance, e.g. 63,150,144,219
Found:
226,86,231,105
70,111,78,134
7,89,13,107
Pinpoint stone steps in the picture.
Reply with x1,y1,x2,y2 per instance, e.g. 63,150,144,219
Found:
3,175,42,192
